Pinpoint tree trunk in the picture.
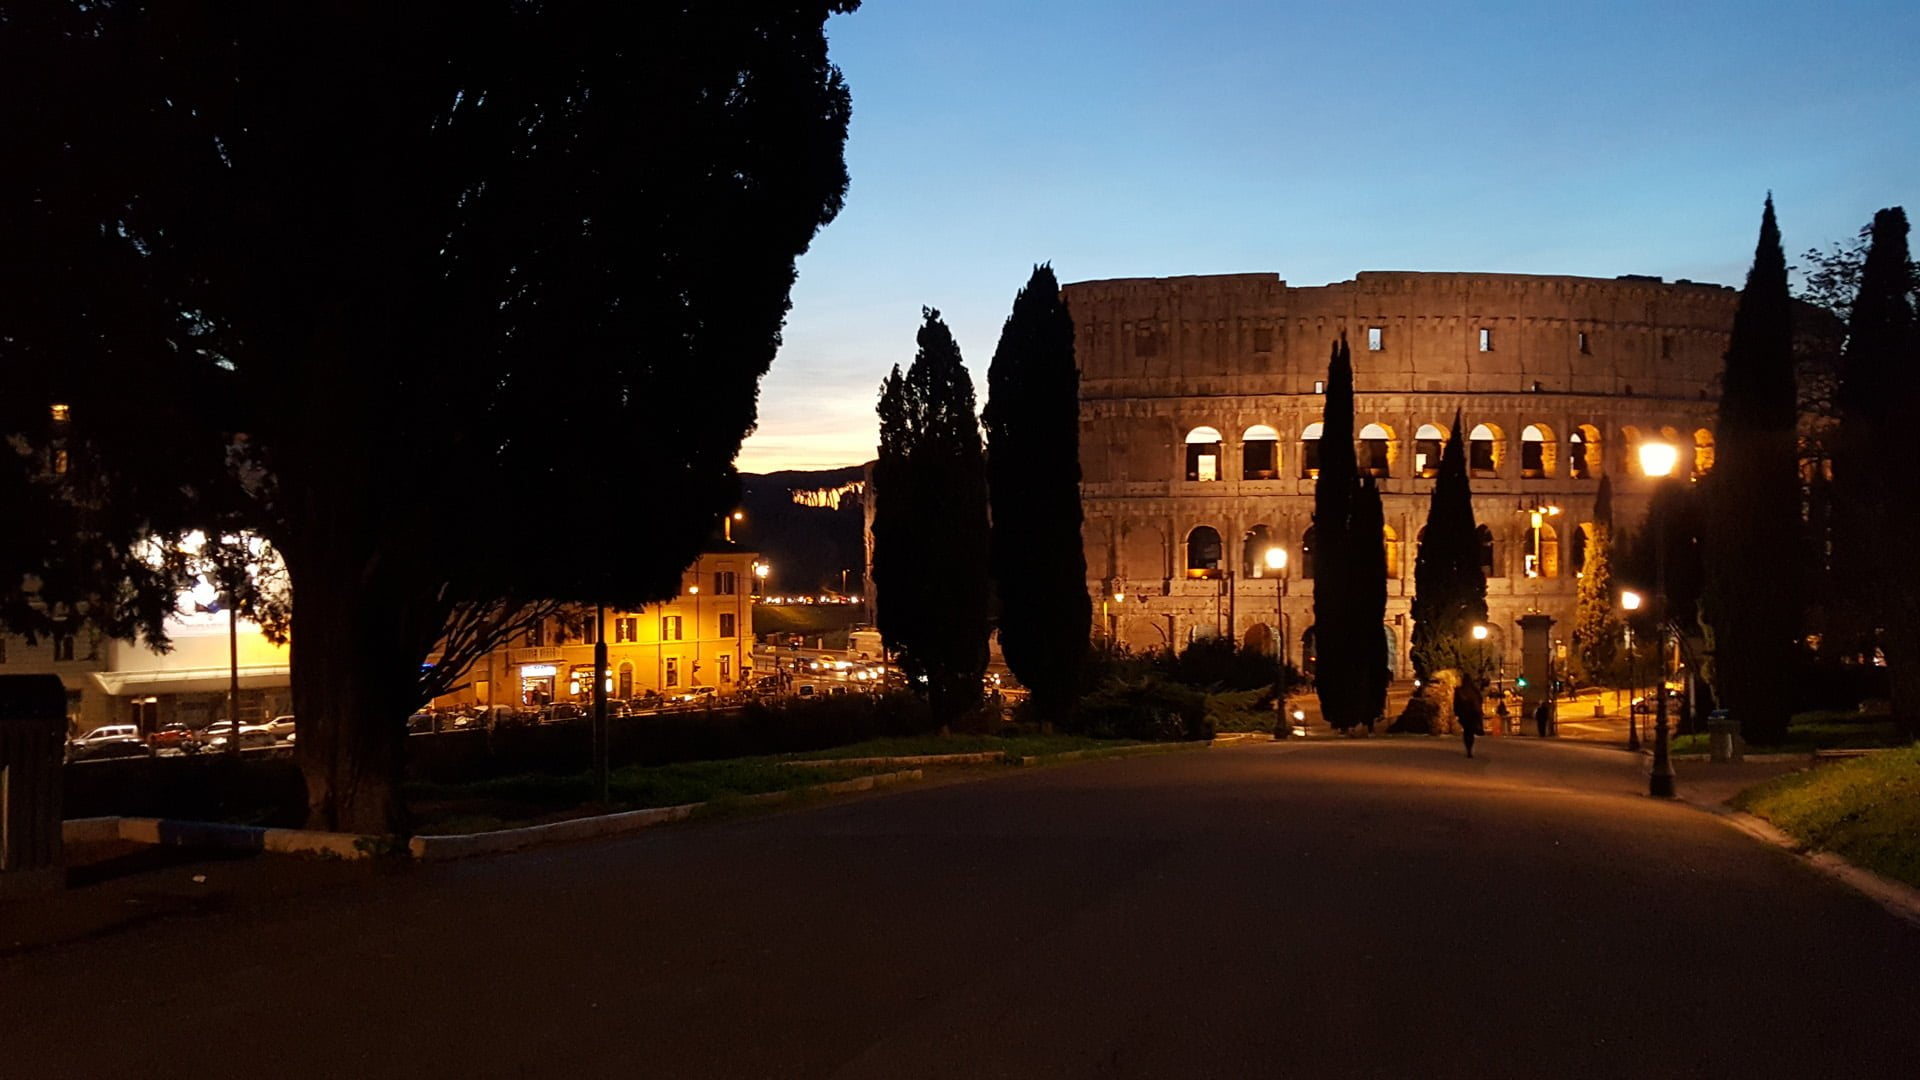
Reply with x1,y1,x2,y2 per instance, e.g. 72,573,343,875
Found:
286,544,416,836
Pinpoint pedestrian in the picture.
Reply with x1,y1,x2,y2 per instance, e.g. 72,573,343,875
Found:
1454,679,1485,758
1495,697,1511,735
1534,699,1551,738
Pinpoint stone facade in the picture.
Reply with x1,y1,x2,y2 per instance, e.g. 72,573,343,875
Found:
1066,270,1738,679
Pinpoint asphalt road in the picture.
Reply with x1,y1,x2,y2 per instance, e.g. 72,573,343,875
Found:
10,739,1920,1078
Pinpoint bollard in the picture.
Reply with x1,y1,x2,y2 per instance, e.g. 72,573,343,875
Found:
1,674,69,896
1707,708,1743,764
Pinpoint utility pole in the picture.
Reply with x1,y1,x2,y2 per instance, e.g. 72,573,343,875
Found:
593,602,609,805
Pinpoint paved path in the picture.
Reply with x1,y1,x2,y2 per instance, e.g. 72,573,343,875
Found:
9,740,1919,1078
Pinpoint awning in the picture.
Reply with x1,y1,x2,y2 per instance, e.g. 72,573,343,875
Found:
90,666,291,698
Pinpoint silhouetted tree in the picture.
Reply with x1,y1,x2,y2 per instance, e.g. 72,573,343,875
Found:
1571,476,1626,685
871,311,992,728
1409,411,1489,681
1311,336,1363,729
1351,477,1390,723
0,3,858,832
1832,208,1920,736
984,265,1089,722
1703,197,1801,745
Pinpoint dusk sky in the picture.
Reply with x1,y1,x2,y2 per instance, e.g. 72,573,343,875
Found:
736,0,1920,474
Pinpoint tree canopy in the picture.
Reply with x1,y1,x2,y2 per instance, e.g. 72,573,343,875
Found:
1408,412,1488,681
0,2,859,831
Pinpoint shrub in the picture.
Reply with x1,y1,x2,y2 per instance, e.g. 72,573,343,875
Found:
1069,678,1211,741
1206,687,1278,733
1391,669,1460,734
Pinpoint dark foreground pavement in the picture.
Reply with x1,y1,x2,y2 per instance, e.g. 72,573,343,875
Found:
9,739,1920,1079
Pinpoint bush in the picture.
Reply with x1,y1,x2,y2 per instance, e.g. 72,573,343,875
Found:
1068,678,1211,742
1206,687,1279,733
1391,670,1460,735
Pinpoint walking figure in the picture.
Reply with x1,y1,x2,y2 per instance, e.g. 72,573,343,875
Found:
1454,679,1486,758
1534,699,1552,738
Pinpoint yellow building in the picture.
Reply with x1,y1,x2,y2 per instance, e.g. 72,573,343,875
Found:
441,545,761,709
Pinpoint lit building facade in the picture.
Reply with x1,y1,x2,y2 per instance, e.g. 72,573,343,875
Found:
439,545,761,709
1065,270,1737,677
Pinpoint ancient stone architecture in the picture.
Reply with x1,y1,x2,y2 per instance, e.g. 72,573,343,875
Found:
1066,270,1738,680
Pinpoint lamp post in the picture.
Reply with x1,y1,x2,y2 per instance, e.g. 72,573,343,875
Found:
1639,441,1680,798
723,510,743,543
753,560,770,597
1621,589,1642,752
1267,544,1290,676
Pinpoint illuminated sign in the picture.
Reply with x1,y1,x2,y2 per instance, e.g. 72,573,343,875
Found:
520,664,558,677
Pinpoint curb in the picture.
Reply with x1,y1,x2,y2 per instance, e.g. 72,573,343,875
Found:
1684,799,1920,931
786,752,1007,768
1012,741,1207,767
407,769,924,861
61,816,379,860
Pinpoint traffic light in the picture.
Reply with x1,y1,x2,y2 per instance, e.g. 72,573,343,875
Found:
1515,676,1529,689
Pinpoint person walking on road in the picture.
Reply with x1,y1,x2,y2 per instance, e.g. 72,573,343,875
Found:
1533,699,1552,738
1454,679,1485,758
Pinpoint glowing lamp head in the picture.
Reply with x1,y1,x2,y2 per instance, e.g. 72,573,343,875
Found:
1638,441,1679,479
732,511,744,521
1471,624,1490,641
1621,590,1642,611
689,585,699,595
1265,546,1287,570
1112,592,1125,604
753,563,770,579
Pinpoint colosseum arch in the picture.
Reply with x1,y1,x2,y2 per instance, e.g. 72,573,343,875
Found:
1301,524,1318,579
1620,425,1645,476
1476,523,1499,577
1299,422,1323,479
1526,521,1561,579
1468,422,1505,478
1242,424,1280,479
1359,422,1395,478
1184,426,1224,482
1383,524,1403,580
1185,525,1224,578
1413,423,1447,478
1571,423,1602,479
1693,427,1715,475
1520,423,1557,479
1242,523,1280,577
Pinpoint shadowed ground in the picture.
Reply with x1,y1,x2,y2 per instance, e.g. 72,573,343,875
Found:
9,739,1918,1078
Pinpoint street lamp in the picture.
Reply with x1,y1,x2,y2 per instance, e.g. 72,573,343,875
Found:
723,510,744,543
753,560,770,597
1471,624,1489,640
1265,546,1291,732
1638,442,1678,798
1620,589,1643,752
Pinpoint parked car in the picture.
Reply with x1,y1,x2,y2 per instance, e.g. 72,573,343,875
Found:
202,722,277,750
668,685,718,707
72,724,140,748
542,702,588,724
259,715,297,739
1631,689,1682,714
69,737,155,763
148,723,203,755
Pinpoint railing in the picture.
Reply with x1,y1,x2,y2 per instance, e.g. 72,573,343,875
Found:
508,647,564,664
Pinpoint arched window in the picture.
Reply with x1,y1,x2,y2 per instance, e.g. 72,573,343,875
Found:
1520,423,1557,479
1527,522,1560,578
1185,525,1224,578
1571,424,1602,479
1242,424,1280,479
617,662,635,700
1300,422,1323,479
1242,524,1279,577
1185,426,1224,482
1694,427,1715,475
1359,422,1394,478
1571,522,1592,576
1476,524,1498,577
1301,524,1317,579
1383,524,1402,580
1621,425,1645,476
1469,423,1503,477
1414,423,1446,478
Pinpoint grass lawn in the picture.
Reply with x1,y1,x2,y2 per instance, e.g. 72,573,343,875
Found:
1670,709,1904,756
783,733,1138,761
407,758,890,835
1731,745,1920,890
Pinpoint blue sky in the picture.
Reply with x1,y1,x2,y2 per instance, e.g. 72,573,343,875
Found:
736,0,1920,473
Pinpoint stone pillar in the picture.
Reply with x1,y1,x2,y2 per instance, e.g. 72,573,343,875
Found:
1517,613,1555,721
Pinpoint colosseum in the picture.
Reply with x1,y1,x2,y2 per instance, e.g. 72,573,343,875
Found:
1063,270,1739,680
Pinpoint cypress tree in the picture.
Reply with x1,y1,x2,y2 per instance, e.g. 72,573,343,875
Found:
1409,410,1488,681
871,310,992,729
1351,477,1390,724
1571,475,1624,685
984,265,1090,722
1703,197,1801,745
1312,335,1361,729
1832,208,1920,735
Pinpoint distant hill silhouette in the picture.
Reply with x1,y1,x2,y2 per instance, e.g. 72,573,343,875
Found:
737,465,868,597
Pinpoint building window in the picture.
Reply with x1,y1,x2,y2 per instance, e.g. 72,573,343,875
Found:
665,658,679,687
1252,327,1274,353
1300,422,1323,479
1367,327,1384,351
582,617,598,646
1135,325,1160,359
1313,380,1325,394
1661,335,1673,360
1359,423,1393,478
1479,328,1493,352
617,662,634,699
1520,424,1556,479
527,621,546,648
1413,423,1446,478
719,655,732,682
719,612,736,638
661,615,683,641
1383,525,1402,581
615,616,637,643
1184,426,1224,482
50,403,70,422
1242,424,1280,479
1526,522,1561,579
1468,423,1503,477
1694,428,1715,474
53,634,75,662
1477,524,1499,578
1185,526,1224,579
714,571,737,596
1578,331,1590,354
